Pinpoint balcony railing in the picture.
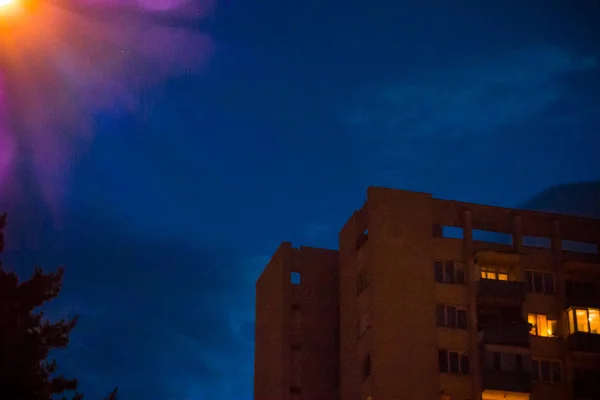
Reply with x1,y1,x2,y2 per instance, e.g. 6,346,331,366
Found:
566,290,600,309
568,332,600,353
477,279,526,304
479,323,530,347
482,370,532,393
573,380,600,400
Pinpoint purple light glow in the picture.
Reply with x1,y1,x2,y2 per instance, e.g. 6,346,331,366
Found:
0,0,214,215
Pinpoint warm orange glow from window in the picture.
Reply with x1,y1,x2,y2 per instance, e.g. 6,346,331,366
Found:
0,0,16,8
589,309,600,333
528,313,558,337
481,268,509,281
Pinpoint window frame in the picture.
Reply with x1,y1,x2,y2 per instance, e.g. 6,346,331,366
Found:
438,349,470,375
525,270,555,294
532,359,562,383
434,260,466,285
436,304,468,330
567,307,600,334
528,313,559,338
480,268,509,281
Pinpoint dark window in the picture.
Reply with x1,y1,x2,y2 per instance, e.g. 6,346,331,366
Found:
455,267,465,284
432,224,443,238
493,352,501,371
515,354,523,373
362,354,371,381
457,309,468,330
357,270,369,295
532,360,539,380
543,273,555,294
436,305,446,327
437,305,467,329
525,270,534,292
445,261,455,283
290,387,301,394
533,272,544,293
438,350,448,373
434,261,444,282
356,229,369,250
291,304,301,311
291,344,301,351
460,354,470,375
447,306,457,328
438,350,469,375
540,361,551,381
526,270,555,294
449,352,459,373
551,362,561,382
435,260,465,285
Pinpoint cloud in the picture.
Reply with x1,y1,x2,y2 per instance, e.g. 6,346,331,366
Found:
341,46,598,174
2,215,263,400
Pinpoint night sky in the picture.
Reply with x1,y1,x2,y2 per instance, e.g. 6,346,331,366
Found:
1,0,600,399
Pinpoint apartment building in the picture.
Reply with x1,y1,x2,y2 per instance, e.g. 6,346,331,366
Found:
254,186,600,400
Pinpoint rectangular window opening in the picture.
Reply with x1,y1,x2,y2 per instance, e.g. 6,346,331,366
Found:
562,240,599,254
361,354,371,381
356,228,369,250
525,270,554,294
523,235,551,249
472,229,513,245
434,260,466,285
567,307,600,334
442,226,464,239
291,272,301,285
528,313,558,337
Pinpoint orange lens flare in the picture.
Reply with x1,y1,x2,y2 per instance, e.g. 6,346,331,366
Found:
0,0,16,8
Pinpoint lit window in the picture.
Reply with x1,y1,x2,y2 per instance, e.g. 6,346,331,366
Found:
567,307,600,335
576,309,589,332
590,309,600,334
528,313,558,337
481,268,509,281
568,309,575,334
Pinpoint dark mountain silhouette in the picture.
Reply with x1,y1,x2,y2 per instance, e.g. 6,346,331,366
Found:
520,180,600,219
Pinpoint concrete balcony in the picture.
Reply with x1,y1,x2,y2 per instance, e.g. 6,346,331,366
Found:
478,279,526,305
482,370,532,394
568,332,600,353
574,380,600,399
566,290,600,309
479,324,530,348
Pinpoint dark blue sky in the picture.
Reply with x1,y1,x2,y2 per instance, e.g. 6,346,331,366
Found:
2,0,600,398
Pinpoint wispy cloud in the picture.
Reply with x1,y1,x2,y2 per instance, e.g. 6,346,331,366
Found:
341,46,598,175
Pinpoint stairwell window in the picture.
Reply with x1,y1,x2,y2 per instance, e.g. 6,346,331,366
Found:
528,314,558,338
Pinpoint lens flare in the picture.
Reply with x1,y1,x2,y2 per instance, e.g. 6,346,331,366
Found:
0,0,214,217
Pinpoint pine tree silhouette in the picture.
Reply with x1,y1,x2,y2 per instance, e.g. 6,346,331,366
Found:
0,213,117,399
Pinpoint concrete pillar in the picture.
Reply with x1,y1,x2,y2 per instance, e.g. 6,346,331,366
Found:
513,214,524,254
463,209,482,400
